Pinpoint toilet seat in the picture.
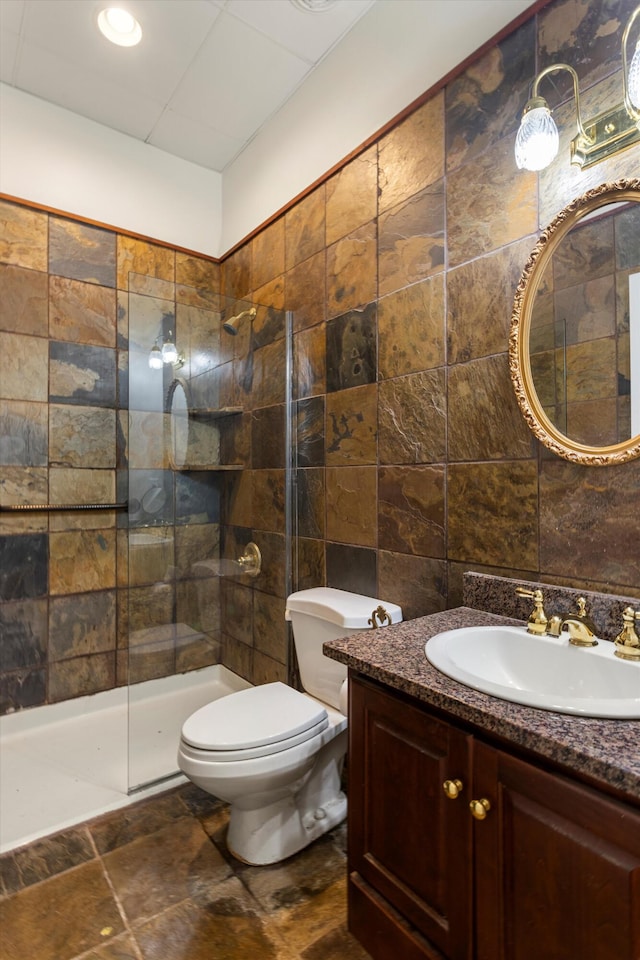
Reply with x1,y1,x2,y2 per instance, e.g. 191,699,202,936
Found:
180,682,329,761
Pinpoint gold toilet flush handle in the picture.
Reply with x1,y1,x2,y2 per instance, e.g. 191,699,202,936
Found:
469,798,491,820
368,605,391,628
443,779,464,800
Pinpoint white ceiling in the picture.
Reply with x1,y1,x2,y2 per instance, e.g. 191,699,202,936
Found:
0,0,378,173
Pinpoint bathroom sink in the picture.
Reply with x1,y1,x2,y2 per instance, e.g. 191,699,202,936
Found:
425,625,640,719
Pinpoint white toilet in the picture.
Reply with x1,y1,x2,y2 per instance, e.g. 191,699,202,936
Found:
177,586,402,865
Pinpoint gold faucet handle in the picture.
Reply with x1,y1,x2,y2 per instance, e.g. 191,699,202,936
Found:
614,607,640,660
515,586,548,635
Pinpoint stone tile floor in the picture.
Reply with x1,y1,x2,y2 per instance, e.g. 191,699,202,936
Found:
0,783,371,960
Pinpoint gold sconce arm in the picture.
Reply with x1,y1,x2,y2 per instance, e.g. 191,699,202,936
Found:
531,63,593,146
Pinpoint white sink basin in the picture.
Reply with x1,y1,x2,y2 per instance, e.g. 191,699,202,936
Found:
425,625,640,719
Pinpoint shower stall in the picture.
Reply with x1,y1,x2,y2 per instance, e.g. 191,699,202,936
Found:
0,271,294,852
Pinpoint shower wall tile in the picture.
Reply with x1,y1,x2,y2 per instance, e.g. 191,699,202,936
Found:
220,245,252,300
0,533,48,600
49,652,116,702
176,633,219,673
49,341,117,408
326,221,377,319
252,531,286,598
0,598,47,671
121,583,175,648
0,668,46,713
225,470,253,528
221,581,254,646
325,542,376,596
326,383,377,465
126,292,175,355
176,302,220,375
48,590,116,661
116,236,175,291
49,404,116,468
296,396,325,468
296,537,325,589
378,369,446,464
128,532,174,586
325,145,378,246
252,217,285,290
0,333,48,402
128,273,175,301
296,468,325,541
286,250,326,333
378,181,445,299
177,575,220,638
0,467,48,534
176,471,221,524
128,641,175,683
0,200,48,272
49,529,116,595
284,184,325,271
378,274,445,380
0,400,48,466
252,650,287,684
175,252,220,304
0,263,48,337
49,276,116,348
175,522,221,579
252,469,285,534
127,411,168,470
378,550,446,620
326,304,376,393
220,633,253,681
252,405,285,469
378,465,445,558
254,339,287,408
378,94,445,215
49,218,116,287
49,468,116,531
294,324,326,400
326,465,377,548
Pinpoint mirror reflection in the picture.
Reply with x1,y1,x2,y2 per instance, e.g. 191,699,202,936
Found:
167,378,189,468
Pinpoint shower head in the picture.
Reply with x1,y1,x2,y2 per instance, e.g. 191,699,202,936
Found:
222,307,256,336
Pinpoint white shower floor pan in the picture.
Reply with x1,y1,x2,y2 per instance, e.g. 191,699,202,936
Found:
0,664,250,853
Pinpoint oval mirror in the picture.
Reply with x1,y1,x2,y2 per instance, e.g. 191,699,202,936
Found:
166,378,190,469
510,178,640,466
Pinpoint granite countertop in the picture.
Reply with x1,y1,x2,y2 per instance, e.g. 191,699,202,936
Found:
324,607,640,804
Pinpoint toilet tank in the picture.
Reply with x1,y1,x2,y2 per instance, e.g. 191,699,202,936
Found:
285,587,402,710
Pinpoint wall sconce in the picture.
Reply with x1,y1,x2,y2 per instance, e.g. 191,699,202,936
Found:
148,332,184,370
515,5,640,171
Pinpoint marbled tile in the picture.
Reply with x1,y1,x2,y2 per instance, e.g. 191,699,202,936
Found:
254,339,287,408
253,590,287,663
295,324,326,400
325,304,376,393
326,221,377,319
295,397,325,467
325,541,376,596
0,533,48,600
49,217,116,287
176,302,221,375
116,236,175,291
220,410,251,469
326,383,377,465
128,350,171,415
175,252,220,306
128,410,169,470
296,536,325,589
0,597,47,671
0,467,48,534
253,297,286,352
0,332,49,402
252,650,288,685
120,583,175,648
378,550,446,620
129,530,174,586
49,340,117,409
447,136,537,268
272,875,352,954
117,289,128,348
0,200,47,272
252,217,285,290
128,640,175,683
552,216,614,291
48,590,116,661
285,184,326,272
49,651,116,701
49,403,116,468
0,859,124,960
175,627,219,675
568,397,620,447
326,465,377,547
0,399,48,466
49,468,116,531
252,469,285,534
221,580,254,646
177,575,220,639
565,337,617,403
252,405,285,469
128,470,173,527
252,530,286,599
540,458,640,589
447,237,534,363
614,201,640,271
378,180,445,298
175,522,221,579
220,244,252,300
220,632,253,681
378,465,445,558
225,469,253,529
287,250,326,333
445,17,535,173
49,275,116,348
378,94,445,215
1,826,95,895
448,355,534,461
0,667,45,713
49,529,116,594
176,471,220,524
448,460,538,569
117,349,128,410
0,263,48,336
326,146,378,247
297,467,325,540
378,369,446,464
127,291,175,355
378,274,445,380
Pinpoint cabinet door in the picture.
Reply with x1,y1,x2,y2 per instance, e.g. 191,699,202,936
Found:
349,674,473,959
473,741,640,960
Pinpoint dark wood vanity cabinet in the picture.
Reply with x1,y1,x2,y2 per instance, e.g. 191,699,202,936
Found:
348,674,640,960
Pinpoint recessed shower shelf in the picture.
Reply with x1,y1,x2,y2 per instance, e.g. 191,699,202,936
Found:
175,464,244,472
190,407,243,420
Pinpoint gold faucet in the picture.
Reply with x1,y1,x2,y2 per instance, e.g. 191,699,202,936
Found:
546,598,598,647
515,586,548,635
614,607,640,660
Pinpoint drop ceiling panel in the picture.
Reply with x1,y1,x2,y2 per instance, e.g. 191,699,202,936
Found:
148,109,245,169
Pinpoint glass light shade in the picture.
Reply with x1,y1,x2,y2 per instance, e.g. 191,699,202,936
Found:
148,345,163,369
515,105,560,171
628,40,640,110
97,8,142,47
161,339,178,364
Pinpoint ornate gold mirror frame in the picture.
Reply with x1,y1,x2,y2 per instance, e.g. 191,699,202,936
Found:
509,178,640,466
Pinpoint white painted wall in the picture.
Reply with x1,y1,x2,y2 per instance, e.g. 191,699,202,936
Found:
0,84,223,257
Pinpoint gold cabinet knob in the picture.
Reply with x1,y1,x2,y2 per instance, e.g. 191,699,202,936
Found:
469,798,491,820
443,779,463,800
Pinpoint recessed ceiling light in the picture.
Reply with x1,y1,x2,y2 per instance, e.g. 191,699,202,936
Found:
290,0,339,11
97,7,142,47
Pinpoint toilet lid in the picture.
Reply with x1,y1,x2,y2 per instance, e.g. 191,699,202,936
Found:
181,681,328,752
